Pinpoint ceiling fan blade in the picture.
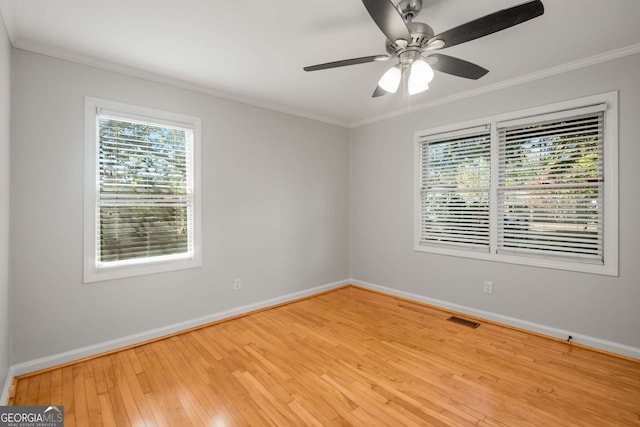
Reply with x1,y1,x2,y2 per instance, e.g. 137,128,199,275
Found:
372,85,387,97
303,55,388,72
361,0,412,44
428,54,489,80
427,0,544,50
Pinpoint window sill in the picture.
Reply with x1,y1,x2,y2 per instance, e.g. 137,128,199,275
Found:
84,255,202,283
413,244,618,276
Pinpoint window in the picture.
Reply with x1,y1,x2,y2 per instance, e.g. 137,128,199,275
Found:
414,92,618,275
418,125,491,251
84,97,201,282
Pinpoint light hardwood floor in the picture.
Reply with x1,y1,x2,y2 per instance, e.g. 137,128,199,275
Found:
11,286,640,426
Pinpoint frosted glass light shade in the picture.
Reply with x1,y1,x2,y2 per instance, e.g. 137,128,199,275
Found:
408,59,434,95
378,66,401,93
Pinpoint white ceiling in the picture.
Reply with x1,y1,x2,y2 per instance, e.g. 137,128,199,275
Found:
1,0,639,127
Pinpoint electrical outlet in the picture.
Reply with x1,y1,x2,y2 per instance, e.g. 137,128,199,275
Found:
233,278,241,290
483,280,493,295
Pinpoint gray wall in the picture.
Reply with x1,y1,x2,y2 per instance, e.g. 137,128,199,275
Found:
350,53,640,349
0,12,11,389
10,49,350,363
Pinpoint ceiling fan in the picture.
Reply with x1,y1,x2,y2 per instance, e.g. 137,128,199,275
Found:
304,0,544,97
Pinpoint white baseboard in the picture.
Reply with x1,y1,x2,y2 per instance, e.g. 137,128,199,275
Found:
8,279,350,379
351,279,640,360
1,366,15,405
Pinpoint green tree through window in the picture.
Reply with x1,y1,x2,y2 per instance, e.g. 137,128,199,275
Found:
98,117,191,263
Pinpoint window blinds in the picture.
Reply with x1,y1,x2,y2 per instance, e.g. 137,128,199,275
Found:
497,105,605,263
418,126,491,251
97,113,194,264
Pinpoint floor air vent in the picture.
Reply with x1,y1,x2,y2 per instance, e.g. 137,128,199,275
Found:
447,316,480,328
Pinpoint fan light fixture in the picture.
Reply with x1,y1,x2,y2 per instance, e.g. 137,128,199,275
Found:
377,59,435,96
408,59,434,95
377,65,402,93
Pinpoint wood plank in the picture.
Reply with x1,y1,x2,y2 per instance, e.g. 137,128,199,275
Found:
83,360,103,427
49,368,63,405
100,354,130,426
36,371,51,405
71,364,90,427
60,366,76,427
9,286,640,426
23,372,40,406
12,374,30,406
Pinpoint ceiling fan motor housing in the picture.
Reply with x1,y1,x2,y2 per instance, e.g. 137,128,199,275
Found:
385,21,435,55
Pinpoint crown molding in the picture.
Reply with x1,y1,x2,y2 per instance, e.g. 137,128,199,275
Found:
6,24,640,131
11,38,350,128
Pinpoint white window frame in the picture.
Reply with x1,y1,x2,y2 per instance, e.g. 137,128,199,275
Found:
414,91,618,276
84,97,202,282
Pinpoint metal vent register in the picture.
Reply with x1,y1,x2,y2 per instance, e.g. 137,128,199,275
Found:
447,316,481,328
